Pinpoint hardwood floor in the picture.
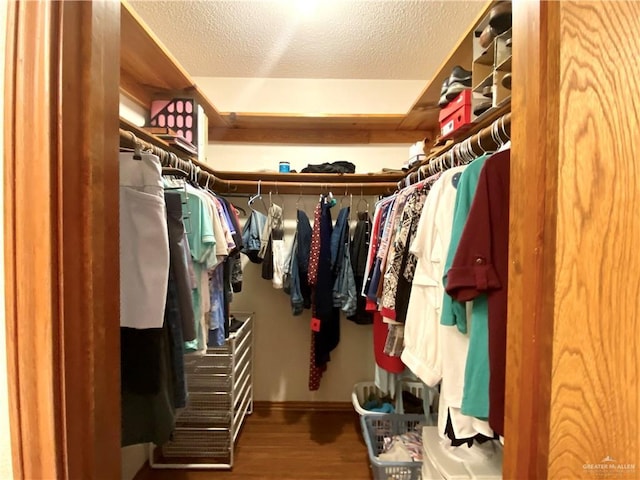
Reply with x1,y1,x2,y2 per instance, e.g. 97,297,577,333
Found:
135,407,373,480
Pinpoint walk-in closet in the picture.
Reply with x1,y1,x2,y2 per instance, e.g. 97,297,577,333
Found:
2,1,639,480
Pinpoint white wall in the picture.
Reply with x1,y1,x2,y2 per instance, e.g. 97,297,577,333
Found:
0,1,14,478
207,143,409,173
193,77,425,114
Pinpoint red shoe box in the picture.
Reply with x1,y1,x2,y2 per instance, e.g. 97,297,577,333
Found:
439,89,472,139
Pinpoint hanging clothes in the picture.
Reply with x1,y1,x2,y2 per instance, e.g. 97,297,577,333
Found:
445,149,511,437
180,185,217,353
440,155,490,421
364,196,396,302
331,207,357,317
308,202,326,390
120,166,192,446
241,209,267,264
313,199,340,368
119,152,169,329
164,191,196,342
365,199,405,375
288,209,312,316
348,211,373,325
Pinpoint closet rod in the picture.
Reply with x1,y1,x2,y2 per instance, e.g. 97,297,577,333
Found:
400,112,511,188
119,128,398,195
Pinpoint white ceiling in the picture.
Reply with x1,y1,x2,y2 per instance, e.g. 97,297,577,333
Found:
130,0,485,80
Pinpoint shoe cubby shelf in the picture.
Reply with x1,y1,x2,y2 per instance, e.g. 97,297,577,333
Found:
474,40,496,66
471,4,512,122
473,72,494,93
496,55,512,72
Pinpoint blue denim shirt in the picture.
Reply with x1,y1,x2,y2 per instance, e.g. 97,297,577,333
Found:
289,209,312,315
241,210,267,263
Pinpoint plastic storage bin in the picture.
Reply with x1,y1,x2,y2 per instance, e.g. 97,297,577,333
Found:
352,381,428,416
422,426,503,479
361,414,426,480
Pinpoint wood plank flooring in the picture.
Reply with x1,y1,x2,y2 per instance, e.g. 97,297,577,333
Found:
135,407,373,480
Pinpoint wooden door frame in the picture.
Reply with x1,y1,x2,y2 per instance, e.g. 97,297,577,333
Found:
4,1,121,478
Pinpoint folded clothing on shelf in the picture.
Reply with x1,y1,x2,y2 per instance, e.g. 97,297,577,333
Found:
300,161,356,174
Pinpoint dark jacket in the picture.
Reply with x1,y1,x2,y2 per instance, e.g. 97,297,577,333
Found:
289,210,312,315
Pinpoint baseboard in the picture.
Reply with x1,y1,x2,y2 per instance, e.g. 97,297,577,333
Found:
253,401,354,412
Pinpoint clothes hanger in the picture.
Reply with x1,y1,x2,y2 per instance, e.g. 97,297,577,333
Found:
491,120,503,150
273,181,285,217
477,132,487,156
126,132,143,160
248,180,269,213
162,167,188,178
295,184,307,212
248,180,260,211
462,140,474,163
356,184,369,214
499,116,509,143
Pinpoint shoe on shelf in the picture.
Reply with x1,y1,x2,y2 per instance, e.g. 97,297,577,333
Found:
449,65,472,84
474,100,492,117
489,1,512,34
502,72,512,90
439,78,450,108
445,83,470,101
505,37,512,48
482,85,493,98
479,24,498,49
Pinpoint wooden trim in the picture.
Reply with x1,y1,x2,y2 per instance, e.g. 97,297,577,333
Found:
222,112,407,130
4,1,121,478
253,401,354,413
209,127,429,145
58,1,121,478
503,1,560,478
4,1,63,476
3,3,20,476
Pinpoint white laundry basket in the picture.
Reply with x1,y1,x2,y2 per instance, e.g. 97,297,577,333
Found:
352,381,429,416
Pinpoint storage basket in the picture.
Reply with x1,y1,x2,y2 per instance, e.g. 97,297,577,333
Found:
361,414,426,480
352,381,428,416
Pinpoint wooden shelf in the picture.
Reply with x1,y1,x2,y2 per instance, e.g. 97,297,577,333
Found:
222,113,405,130
119,117,404,194
120,0,228,128
213,170,404,183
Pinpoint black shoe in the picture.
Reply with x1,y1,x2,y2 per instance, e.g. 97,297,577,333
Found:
445,83,469,101
439,78,450,107
449,65,472,84
474,100,492,116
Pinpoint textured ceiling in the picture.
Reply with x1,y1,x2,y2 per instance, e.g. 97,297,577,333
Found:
129,0,485,80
